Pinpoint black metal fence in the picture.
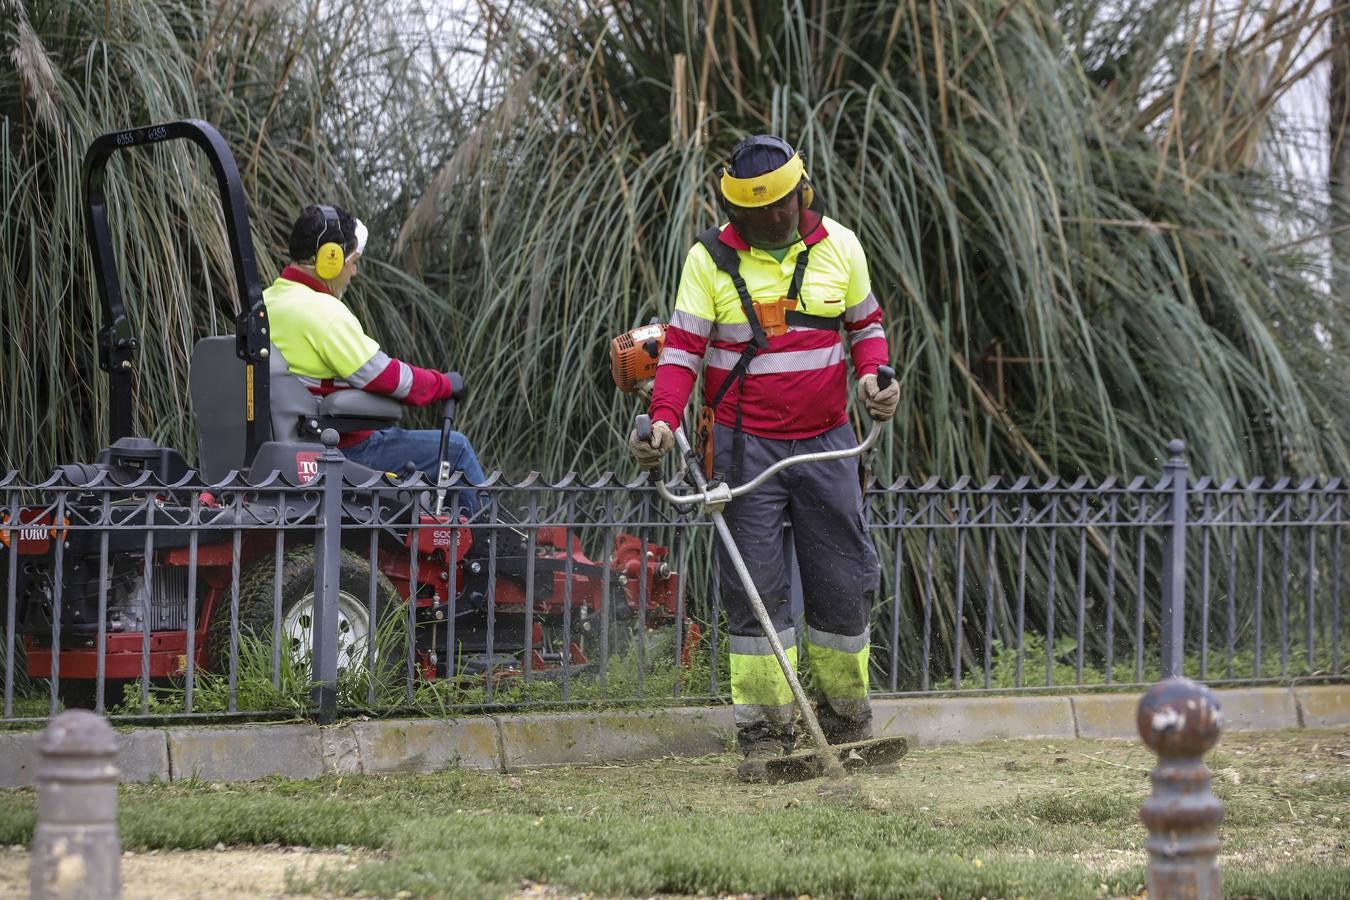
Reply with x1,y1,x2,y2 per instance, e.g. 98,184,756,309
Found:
2,439,1345,723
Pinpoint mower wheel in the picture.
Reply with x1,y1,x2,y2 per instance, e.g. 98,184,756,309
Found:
208,546,407,682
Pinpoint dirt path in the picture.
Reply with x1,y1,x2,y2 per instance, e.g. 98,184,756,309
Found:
0,845,363,899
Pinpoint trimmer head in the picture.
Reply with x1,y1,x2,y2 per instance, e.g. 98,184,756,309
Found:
763,735,910,785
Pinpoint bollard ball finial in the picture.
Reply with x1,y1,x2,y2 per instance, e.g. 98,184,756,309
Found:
1137,676,1222,759
320,428,341,449
1167,438,1186,459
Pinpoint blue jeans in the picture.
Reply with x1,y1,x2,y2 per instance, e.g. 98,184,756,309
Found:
343,427,486,514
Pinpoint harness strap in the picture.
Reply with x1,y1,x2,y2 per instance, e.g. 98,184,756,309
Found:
694,226,818,482
785,310,840,330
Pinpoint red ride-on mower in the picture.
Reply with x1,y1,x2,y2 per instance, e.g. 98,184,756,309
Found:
1,120,678,711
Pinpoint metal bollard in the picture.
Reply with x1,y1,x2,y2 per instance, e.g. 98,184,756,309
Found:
30,709,122,899
1137,677,1223,900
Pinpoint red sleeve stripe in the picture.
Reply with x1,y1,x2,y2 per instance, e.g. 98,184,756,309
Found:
649,363,698,430
401,366,449,405
363,360,404,396
664,324,708,352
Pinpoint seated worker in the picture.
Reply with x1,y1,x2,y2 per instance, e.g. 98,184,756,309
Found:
263,204,485,512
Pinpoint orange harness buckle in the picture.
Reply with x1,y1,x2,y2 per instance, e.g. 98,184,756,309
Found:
754,296,797,338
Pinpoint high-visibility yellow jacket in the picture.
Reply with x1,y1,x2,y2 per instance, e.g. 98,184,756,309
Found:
263,266,452,445
650,213,889,438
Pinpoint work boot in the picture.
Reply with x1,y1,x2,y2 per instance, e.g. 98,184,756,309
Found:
818,707,873,745
736,739,787,783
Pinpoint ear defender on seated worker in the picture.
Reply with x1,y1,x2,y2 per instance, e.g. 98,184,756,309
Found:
313,204,346,280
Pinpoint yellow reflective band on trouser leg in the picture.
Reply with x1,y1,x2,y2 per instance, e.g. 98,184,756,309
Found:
729,628,798,729
806,626,871,720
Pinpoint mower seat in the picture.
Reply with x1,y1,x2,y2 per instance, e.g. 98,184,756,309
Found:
189,336,402,484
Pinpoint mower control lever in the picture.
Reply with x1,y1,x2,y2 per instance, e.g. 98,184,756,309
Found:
435,372,467,516
440,372,466,428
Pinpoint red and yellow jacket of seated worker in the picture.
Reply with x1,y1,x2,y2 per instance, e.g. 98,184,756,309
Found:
263,266,456,447
649,208,890,440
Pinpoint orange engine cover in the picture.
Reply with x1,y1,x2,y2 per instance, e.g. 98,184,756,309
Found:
609,323,666,394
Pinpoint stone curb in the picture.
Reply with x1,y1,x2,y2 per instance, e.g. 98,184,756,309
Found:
1072,687,1300,740
168,723,323,782
0,728,170,788
871,695,1076,745
1293,684,1350,727
345,716,502,775
496,706,735,770
1,685,1344,788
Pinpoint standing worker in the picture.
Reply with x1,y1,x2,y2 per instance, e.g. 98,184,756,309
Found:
629,135,899,781
264,204,486,512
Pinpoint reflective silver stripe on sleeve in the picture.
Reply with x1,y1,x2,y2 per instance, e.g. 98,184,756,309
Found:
345,350,393,388
391,360,414,399
843,293,880,323
805,626,870,654
848,323,885,346
658,346,705,371
729,627,797,656
670,309,713,338
706,343,844,375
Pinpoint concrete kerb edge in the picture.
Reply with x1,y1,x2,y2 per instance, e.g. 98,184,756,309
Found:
1292,683,1350,727
1071,686,1304,741
4,686,1346,788
0,727,172,788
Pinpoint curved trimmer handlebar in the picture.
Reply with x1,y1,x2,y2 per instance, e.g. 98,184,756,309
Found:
638,364,895,509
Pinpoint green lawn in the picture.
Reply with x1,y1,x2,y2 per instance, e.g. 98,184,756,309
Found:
1,729,1346,899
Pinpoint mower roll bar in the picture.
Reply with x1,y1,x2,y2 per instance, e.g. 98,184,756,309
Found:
636,365,895,510
83,119,271,460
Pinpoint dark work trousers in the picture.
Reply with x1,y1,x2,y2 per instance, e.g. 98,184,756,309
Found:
712,422,880,748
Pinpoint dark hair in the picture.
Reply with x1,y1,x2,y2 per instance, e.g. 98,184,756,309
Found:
287,205,358,262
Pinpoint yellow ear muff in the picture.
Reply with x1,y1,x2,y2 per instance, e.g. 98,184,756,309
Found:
313,205,345,280
314,240,345,280
800,176,815,210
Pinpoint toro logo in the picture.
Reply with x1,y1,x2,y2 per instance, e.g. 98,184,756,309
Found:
295,451,322,485
2,509,62,555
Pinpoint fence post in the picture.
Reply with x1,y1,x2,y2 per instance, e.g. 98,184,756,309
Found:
311,428,344,724
30,710,121,899
1137,677,1224,900
1160,438,1188,678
